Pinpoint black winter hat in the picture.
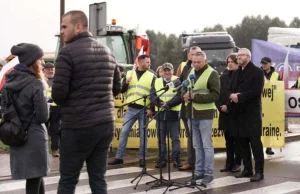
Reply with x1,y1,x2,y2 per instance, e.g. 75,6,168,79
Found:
10,43,44,66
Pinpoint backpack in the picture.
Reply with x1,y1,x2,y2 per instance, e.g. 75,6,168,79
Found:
0,88,35,147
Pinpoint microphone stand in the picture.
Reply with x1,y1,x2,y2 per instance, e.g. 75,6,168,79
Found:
121,87,168,127
169,85,206,193
145,100,169,191
131,87,170,189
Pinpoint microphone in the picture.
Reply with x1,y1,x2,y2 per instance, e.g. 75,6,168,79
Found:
173,80,190,92
189,74,196,88
160,79,181,91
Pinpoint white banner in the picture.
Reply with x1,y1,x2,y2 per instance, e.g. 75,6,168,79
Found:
285,89,300,114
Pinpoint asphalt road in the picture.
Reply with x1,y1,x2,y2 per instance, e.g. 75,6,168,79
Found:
1,140,300,194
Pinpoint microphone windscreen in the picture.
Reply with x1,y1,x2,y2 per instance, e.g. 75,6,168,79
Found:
173,79,182,88
189,74,196,79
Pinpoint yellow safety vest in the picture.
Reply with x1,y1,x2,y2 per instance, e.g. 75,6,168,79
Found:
154,76,181,112
126,70,154,106
180,62,187,73
46,86,57,106
265,72,279,81
185,66,216,110
297,77,300,88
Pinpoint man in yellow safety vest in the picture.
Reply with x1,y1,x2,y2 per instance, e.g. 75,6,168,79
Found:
150,62,182,168
44,62,61,157
108,55,155,167
260,57,280,155
182,51,220,186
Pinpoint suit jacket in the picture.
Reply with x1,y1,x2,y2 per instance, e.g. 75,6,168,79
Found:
228,61,264,137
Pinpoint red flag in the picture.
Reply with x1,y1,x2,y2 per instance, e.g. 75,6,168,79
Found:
0,56,18,90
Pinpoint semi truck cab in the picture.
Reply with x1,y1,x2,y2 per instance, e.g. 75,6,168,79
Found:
181,32,239,74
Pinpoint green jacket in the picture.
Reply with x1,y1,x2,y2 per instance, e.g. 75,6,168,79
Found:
181,64,220,120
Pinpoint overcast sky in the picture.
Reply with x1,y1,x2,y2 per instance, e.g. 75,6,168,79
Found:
0,0,299,57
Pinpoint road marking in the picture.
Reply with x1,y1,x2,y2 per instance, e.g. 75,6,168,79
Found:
133,176,250,194
232,181,300,194
45,171,192,194
0,167,148,192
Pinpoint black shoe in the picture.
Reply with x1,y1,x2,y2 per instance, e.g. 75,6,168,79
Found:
266,148,275,155
108,158,123,165
139,159,145,167
231,165,241,173
220,165,232,172
173,157,182,168
250,173,264,182
155,159,166,168
235,170,253,178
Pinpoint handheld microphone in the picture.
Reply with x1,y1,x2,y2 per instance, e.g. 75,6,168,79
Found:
173,80,190,92
162,79,181,91
189,74,196,88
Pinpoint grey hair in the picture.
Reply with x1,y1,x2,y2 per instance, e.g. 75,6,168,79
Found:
189,46,201,53
194,51,207,59
239,48,252,58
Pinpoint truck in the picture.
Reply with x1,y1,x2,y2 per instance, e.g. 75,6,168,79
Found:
89,2,138,71
181,32,239,74
268,27,300,48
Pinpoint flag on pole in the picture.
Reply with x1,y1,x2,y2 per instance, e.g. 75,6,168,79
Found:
0,56,18,90
282,49,290,89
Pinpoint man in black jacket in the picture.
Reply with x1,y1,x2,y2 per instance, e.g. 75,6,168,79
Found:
177,46,201,171
52,10,121,194
229,48,265,182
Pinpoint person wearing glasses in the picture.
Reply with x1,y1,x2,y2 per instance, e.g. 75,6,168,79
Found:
228,48,265,182
260,56,281,155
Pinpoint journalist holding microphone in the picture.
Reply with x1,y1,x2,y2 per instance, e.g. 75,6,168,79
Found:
150,62,183,169
182,51,220,186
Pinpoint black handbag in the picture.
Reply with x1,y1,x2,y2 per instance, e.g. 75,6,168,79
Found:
0,89,34,147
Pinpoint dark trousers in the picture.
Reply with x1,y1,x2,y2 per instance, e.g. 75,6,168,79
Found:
26,177,45,194
239,136,264,173
224,130,241,167
47,106,61,151
183,118,195,166
57,122,114,194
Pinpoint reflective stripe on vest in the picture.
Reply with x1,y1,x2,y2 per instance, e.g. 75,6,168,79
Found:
126,70,154,106
154,76,181,111
265,72,279,81
185,67,216,110
46,86,57,106
180,62,187,73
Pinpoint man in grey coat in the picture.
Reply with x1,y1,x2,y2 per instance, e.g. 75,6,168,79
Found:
52,10,121,194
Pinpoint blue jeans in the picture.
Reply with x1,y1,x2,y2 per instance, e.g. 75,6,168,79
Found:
116,107,149,159
156,119,181,160
189,119,214,176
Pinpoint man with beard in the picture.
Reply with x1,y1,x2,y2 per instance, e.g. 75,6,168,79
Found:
229,48,265,182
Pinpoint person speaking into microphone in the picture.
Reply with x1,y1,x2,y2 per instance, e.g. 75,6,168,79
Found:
150,62,183,168
182,51,220,186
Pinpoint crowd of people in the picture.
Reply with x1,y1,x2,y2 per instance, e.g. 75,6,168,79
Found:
0,8,285,194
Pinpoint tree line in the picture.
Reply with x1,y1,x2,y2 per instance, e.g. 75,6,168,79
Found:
146,16,300,72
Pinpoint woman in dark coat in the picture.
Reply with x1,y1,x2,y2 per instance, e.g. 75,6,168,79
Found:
3,43,49,194
215,53,241,173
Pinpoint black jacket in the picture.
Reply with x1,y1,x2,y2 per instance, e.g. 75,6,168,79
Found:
2,64,49,179
215,69,234,132
52,32,121,129
179,60,192,119
228,61,264,137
